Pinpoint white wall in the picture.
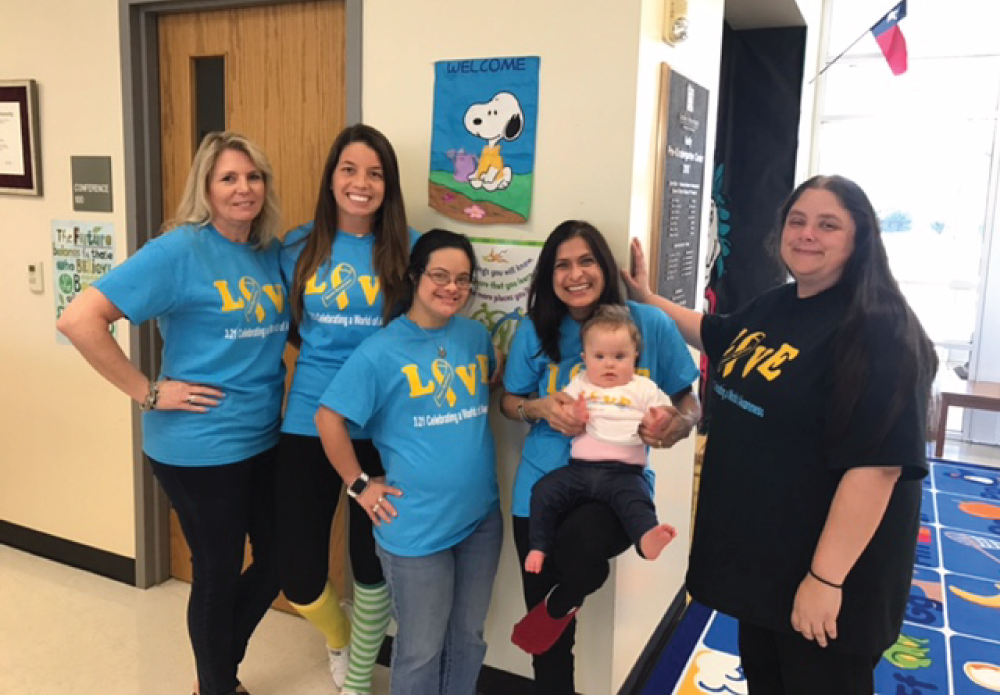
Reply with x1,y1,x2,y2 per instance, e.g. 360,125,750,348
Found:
363,0,724,691
617,0,725,689
794,0,826,182
0,0,135,557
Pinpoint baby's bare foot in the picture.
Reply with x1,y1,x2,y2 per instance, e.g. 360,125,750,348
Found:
525,549,546,573
640,523,677,560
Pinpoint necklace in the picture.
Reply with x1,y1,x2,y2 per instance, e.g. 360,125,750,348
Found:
338,226,372,239
408,313,449,358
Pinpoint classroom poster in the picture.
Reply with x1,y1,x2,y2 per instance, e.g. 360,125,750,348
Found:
429,56,540,225
464,237,542,354
52,221,116,342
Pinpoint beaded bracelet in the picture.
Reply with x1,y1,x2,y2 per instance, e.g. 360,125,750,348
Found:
809,568,843,589
140,380,161,412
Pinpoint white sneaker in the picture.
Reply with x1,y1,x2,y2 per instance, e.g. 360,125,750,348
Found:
327,645,350,690
327,599,354,690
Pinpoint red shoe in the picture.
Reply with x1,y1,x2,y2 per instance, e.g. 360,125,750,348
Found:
511,597,579,655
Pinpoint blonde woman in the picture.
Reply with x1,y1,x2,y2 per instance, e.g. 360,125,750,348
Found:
58,131,288,695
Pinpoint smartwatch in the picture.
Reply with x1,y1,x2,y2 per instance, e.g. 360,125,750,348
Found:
346,472,370,499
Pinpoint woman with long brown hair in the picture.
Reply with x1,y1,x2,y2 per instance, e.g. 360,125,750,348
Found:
626,175,937,693
275,124,416,695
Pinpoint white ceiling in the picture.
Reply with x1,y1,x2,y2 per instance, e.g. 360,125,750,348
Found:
725,0,806,30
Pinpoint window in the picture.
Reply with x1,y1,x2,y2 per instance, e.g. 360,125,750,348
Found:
817,0,1000,438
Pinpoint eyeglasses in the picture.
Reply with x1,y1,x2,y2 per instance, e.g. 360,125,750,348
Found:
424,269,473,289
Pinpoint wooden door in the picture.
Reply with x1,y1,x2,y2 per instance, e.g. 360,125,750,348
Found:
158,0,348,606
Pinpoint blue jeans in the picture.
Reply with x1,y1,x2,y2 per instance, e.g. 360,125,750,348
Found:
377,507,503,695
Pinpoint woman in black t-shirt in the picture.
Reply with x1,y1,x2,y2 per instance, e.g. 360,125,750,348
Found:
624,175,937,694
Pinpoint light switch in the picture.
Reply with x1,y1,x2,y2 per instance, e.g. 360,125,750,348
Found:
28,261,44,294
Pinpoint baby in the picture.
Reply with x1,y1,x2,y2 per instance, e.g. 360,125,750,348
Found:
525,305,677,573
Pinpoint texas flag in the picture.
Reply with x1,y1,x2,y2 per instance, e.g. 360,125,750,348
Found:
871,0,908,75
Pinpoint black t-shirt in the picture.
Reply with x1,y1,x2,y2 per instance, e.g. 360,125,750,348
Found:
688,282,928,655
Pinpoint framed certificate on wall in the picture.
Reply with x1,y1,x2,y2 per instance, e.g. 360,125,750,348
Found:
0,79,42,196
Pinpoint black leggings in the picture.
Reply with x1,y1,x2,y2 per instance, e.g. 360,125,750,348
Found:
150,448,279,695
275,433,385,604
513,502,631,695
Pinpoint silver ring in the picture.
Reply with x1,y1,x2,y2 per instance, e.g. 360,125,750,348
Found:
186,395,197,404
372,503,381,514
378,496,386,504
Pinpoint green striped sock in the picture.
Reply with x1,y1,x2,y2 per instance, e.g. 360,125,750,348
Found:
342,580,392,693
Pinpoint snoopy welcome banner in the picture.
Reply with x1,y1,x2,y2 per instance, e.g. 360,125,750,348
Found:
429,56,540,224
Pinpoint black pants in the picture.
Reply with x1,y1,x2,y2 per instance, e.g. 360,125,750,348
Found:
275,433,385,604
529,459,656,554
150,448,279,695
513,503,631,695
738,621,879,695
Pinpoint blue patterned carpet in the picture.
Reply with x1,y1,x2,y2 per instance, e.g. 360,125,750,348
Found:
642,459,1000,694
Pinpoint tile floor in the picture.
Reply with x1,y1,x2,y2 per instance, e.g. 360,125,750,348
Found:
0,543,391,694
3,439,996,694
939,440,1000,469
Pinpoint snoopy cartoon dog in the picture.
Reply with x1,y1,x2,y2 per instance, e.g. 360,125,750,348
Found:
464,91,524,191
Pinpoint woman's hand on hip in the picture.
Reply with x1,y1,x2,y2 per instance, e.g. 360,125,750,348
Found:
639,405,694,449
357,480,402,527
790,573,842,648
538,391,586,436
156,379,226,412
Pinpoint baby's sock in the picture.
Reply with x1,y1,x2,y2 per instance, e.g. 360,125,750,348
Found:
511,588,578,655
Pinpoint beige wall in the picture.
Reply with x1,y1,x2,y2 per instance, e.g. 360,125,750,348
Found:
362,0,723,691
0,0,136,557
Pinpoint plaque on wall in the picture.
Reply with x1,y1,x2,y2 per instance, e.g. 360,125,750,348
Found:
71,156,113,212
650,65,708,309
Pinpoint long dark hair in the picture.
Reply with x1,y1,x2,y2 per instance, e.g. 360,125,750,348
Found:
290,124,409,325
526,220,623,362
778,175,938,446
395,229,478,318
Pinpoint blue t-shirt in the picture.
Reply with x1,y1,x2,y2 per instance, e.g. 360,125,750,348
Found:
280,223,421,438
504,301,699,517
94,224,289,466
320,315,498,556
